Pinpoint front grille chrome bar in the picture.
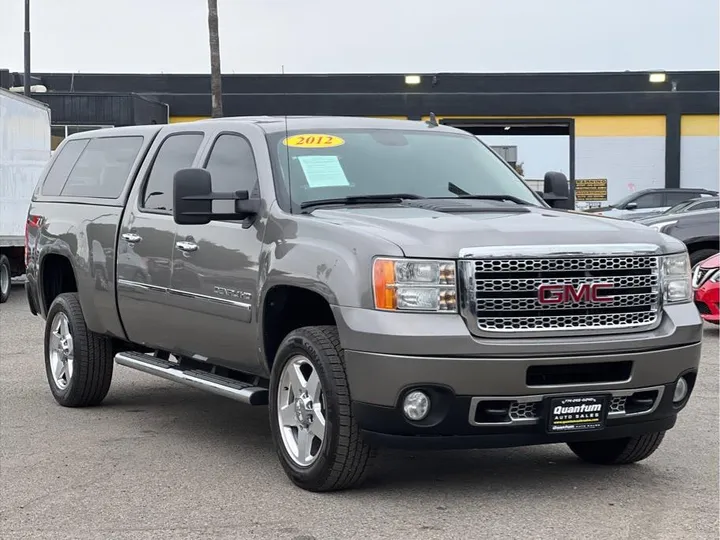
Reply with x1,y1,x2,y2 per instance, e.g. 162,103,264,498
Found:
457,244,664,338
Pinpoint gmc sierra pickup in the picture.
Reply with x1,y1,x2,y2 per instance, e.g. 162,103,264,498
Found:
24,116,703,492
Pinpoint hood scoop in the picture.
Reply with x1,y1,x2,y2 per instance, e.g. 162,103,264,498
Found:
400,199,531,214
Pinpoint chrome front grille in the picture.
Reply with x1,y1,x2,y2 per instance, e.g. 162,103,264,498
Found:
459,249,662,336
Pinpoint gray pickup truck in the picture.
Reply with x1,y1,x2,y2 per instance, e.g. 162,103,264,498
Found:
24,116,703,492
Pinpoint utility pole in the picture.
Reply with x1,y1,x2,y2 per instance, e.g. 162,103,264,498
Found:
207,0,223,117
24,0,31,96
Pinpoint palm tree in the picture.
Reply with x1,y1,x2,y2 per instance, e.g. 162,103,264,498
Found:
207,0,223,117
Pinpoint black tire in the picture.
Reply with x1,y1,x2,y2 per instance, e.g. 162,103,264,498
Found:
44,292,114,407
567,431,665,465
0,254,11,304
268,325,373,492
690,248,718,268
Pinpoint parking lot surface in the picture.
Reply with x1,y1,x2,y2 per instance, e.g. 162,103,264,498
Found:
1,285,718,540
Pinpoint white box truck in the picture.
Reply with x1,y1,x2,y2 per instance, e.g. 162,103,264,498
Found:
0,88,52,303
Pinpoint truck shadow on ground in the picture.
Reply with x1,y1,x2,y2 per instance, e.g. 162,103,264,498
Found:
101,382,679,495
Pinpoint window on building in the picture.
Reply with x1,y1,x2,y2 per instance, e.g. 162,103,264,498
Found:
141,133,204,212
59,136,145,199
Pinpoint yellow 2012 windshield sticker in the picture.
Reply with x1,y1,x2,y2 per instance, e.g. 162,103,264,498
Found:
283,134,345,148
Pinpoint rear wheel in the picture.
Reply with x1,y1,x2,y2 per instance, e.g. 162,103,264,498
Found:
568,431,665,465
269,325,373,492
0,254,11,303
44,293,114,407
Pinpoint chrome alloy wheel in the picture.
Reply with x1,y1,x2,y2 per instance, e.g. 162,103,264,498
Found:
48,312,74,390
0,263,9,297
277,355,326,467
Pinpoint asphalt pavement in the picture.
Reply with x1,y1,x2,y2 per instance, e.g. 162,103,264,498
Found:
1,284,718,540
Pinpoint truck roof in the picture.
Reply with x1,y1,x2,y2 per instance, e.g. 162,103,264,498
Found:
182,115,463,135
61,123,165,142
59,116,464,145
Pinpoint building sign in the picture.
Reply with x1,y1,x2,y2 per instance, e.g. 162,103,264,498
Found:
575,178,608,202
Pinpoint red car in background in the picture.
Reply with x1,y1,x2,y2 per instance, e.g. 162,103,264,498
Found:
692,253,720,325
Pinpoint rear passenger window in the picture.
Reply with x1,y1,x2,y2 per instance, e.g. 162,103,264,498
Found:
142,133,204,212
41,139,89,196
59,137,144,198
665,192,696,207
633,193,664,209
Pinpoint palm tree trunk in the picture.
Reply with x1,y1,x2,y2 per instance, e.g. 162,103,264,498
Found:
207,0,223,118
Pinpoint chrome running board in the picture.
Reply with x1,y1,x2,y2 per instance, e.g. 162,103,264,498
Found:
114,351,268,406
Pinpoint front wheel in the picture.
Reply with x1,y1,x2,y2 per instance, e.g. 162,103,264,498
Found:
268,325,373,492
567,431,666,465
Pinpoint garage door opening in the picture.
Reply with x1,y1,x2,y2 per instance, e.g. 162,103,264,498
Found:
440,118,575,205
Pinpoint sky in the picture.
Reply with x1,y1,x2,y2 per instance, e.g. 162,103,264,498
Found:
0,0,718,74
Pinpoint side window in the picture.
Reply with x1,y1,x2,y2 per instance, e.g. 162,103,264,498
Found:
60,136,144,199
633,193,664,209
40,139,89,196
694,200,718,210
665,192,696,207
204,134,260,197
141,133,204,212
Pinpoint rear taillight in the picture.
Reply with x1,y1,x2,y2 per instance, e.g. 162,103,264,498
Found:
25,215,43,268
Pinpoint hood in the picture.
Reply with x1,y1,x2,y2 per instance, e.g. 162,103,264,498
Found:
700,253,720,269
308,203,682,258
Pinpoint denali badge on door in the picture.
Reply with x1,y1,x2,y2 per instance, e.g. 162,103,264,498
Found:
547,395,608,433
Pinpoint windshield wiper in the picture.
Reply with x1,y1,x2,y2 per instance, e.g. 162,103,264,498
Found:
300,193,425,211
440,181,533,206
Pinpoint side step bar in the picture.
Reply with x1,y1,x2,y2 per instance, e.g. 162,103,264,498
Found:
114,351,268,406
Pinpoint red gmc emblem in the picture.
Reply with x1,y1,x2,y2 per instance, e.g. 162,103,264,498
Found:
537,283,614,304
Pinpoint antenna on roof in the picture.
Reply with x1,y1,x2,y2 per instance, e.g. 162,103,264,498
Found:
426,112,439,127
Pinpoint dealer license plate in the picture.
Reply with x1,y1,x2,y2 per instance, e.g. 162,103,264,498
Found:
546,395,608,433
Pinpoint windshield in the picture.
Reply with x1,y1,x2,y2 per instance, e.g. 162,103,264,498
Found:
267,128,544,212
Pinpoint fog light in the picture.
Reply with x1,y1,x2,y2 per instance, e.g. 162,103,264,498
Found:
403,390,430,421
673,377,688,403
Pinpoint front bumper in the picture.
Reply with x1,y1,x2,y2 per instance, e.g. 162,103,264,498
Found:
694,282,720,323
354,383,686,450
333,303,702,449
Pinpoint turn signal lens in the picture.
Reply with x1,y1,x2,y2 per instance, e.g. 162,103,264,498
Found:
372,258,457,312
373,259,397,310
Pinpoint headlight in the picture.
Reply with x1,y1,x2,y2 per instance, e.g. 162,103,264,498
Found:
648,220,677,233
373,258,457,312
661,253,691,304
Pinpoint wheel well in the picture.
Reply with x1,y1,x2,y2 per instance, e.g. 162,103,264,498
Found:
687,239,720,258
263,286,336,370
41,254,77,312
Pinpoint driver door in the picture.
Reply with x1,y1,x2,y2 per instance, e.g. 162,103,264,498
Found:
168,130,266,373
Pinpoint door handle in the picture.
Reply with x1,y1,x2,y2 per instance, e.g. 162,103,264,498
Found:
122,233,142,243
175,241,198,253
